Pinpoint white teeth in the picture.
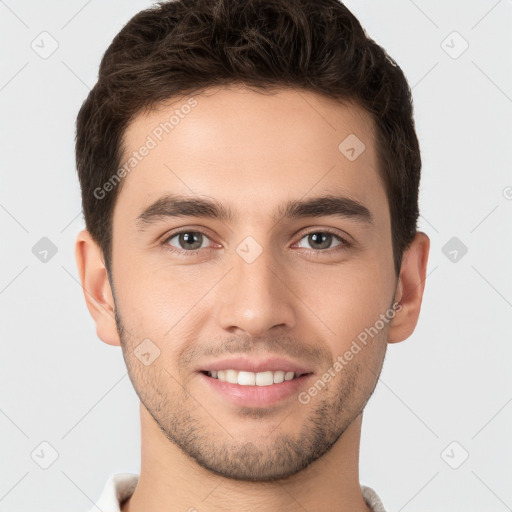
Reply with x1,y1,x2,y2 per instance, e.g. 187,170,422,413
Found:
273,370,285,384
238,371,256,386
207,369,303,386
255,371,274,386
225,369,238,384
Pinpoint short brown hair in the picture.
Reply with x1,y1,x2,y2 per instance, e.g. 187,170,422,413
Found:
75,0,421,277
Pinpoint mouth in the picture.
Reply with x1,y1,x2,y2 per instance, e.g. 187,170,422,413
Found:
200,369,311,386
196,356,315,407
198,362,314,408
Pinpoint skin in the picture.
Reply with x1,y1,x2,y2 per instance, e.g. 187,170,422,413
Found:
75,85,430,512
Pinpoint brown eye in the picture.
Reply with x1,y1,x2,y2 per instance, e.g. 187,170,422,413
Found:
296,231,348,251
165,231,210,251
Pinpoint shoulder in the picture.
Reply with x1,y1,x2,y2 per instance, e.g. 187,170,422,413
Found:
87,473,139,512
361,485,387,512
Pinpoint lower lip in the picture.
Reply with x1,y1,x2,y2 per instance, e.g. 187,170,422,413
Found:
199,372,313,408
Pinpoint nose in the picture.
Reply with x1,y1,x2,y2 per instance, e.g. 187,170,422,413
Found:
217,243,296,337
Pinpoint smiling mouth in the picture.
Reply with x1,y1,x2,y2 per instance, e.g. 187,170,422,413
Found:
200,369,311,386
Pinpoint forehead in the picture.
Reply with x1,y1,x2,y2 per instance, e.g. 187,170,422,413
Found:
115,85,387,225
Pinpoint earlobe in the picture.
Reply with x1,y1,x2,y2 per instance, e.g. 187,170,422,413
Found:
388,231,430,344
74,229,121,347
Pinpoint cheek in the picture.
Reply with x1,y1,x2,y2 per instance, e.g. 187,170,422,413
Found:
113,244,181,315
111,264,182,351
112,256,212,373
297,258,393,328
293,261,393,377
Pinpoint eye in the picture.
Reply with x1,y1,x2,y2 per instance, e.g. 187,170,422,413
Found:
164,230,213,254
161,228,351,257
295,230,350,252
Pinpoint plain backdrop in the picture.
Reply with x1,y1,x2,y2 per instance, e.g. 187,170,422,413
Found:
1,1,511,510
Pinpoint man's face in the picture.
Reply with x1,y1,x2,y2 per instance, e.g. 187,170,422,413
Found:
110,86,397,481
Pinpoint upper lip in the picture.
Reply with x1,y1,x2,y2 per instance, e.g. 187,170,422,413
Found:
198,356,313,375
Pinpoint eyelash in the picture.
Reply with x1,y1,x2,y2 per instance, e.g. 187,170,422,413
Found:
161,228,352,256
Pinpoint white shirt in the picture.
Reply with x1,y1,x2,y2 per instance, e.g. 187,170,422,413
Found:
88,473,388,512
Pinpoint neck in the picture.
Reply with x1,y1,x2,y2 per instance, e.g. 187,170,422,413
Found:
122,403,371,512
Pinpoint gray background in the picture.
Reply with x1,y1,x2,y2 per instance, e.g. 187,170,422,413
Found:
1,0,511,510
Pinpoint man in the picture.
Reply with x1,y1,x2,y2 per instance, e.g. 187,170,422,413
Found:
75,0,429,510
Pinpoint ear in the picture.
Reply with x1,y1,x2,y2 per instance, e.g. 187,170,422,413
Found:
74,229,121,346
388,231,430,344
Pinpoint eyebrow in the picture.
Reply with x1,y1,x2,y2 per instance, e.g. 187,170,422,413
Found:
135,193,374,230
